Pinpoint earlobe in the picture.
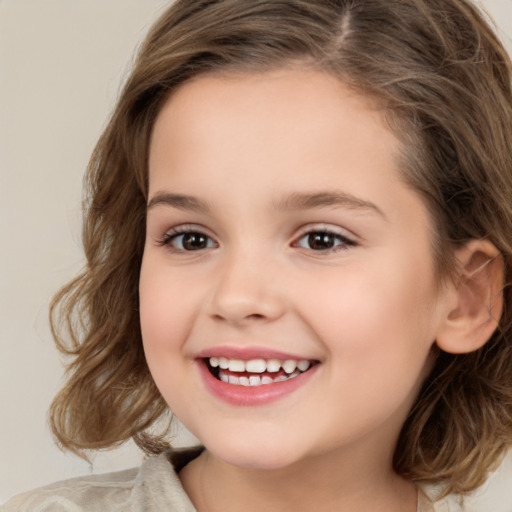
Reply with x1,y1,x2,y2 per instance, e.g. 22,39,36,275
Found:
436,240,504,354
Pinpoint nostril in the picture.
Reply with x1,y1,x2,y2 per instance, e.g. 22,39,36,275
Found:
212,311,268,323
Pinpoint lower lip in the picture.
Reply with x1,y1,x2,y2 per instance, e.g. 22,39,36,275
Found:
198,361,319,406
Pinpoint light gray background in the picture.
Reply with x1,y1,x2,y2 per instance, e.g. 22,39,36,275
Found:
1,0,512,506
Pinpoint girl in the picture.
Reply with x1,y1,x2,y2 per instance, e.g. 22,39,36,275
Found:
5,0,512,510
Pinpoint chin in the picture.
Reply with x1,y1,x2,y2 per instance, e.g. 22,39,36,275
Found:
201,433,304,471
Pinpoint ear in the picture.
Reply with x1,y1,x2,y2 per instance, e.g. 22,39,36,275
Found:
436,240,504,354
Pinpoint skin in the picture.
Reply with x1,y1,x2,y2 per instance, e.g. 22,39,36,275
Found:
139,68,456,512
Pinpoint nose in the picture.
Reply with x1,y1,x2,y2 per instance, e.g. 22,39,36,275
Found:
208,249,286,325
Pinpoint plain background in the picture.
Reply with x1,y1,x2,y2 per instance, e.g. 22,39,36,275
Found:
1,0,512,506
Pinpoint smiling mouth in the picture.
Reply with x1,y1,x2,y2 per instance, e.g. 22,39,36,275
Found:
204,357,317,386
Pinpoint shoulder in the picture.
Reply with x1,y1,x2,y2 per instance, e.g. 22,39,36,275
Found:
421,484,488,512
2,466,139,512
3,448,203,512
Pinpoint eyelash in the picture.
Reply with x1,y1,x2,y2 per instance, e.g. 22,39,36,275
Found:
157,225,356,254
293,228,356,253
157,226,217,253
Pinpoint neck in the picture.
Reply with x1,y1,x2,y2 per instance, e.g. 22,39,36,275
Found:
179,445,418,512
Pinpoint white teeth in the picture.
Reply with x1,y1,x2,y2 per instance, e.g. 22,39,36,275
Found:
249,376,262,386
218,367,309,386
245,359,266,373
208,356,315,381
282,360,298,374
297,360,311,372
239,376,250,386
266,359,281,373
228,359,245,372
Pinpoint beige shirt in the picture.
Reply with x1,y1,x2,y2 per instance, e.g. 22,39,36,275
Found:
3,448,468,511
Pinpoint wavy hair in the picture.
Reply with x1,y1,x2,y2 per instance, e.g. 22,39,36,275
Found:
49,0,512,495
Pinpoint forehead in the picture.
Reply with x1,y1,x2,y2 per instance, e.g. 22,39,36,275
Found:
149,68,401,191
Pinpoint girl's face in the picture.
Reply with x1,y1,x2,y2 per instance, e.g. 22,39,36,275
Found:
140,68,450,470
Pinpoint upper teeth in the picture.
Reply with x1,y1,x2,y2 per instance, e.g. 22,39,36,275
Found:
208,357,311,374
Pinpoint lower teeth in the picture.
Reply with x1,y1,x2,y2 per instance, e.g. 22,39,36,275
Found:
219,370,302,386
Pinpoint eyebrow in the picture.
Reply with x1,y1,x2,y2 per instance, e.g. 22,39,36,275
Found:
273,191,386,218
147,192,212,213
147,190,385,219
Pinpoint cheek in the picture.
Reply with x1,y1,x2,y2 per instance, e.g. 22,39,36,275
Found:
302,260,438,439
139,256,197,360
138,256,204,412
302,252,438,370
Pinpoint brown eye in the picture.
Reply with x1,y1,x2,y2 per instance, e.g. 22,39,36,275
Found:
170,232,215,251
308,233,336,250
296,231,353,251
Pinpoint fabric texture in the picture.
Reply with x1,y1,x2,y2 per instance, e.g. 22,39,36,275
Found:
2,447,202,512
4,447,469,512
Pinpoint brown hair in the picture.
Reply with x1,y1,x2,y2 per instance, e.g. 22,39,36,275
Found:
49,0,512,495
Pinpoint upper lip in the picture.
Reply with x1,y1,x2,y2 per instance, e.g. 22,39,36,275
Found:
195,345,318,361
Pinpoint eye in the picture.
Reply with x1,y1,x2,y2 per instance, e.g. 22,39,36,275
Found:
159,229,217,252
295,230,355,252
